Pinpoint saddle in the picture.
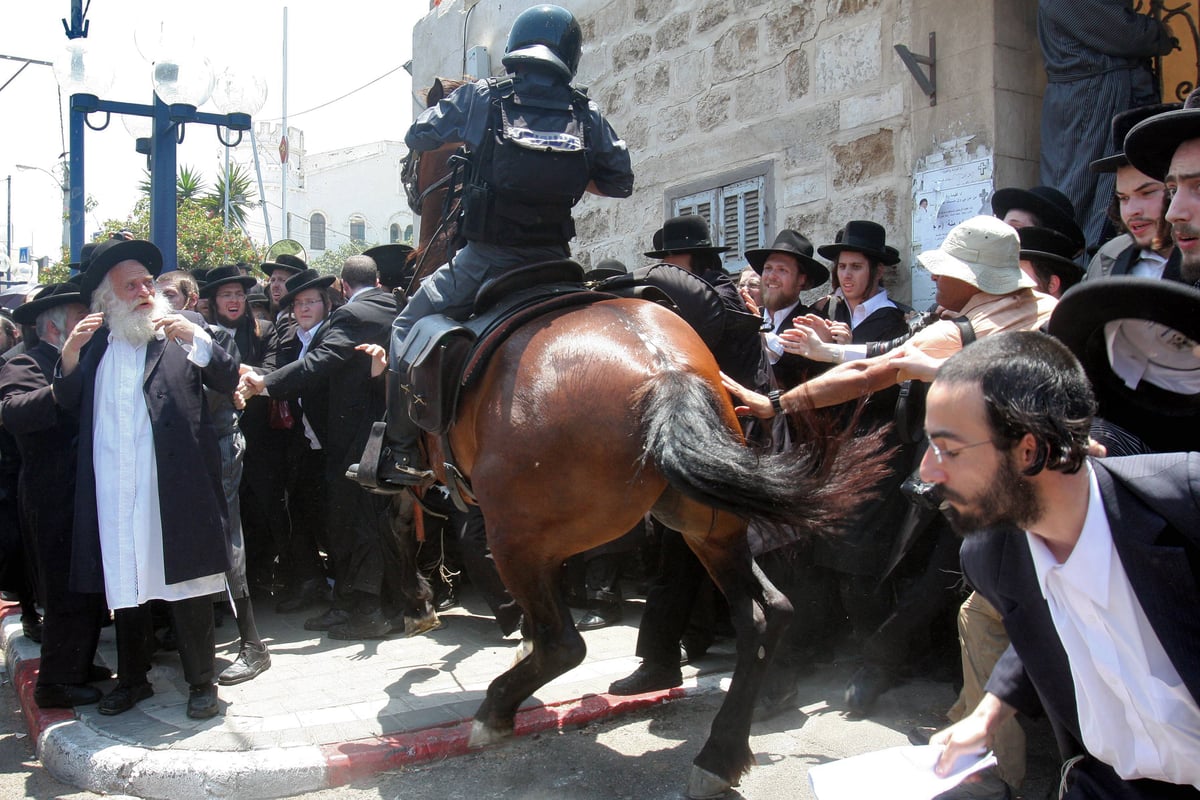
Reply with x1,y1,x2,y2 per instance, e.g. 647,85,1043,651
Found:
397,259,609,437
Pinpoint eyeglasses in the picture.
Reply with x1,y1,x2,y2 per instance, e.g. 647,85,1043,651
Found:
293,298,324,309
926,437,996,464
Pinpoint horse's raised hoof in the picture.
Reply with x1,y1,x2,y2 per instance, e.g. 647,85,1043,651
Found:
687,765,733,799
467,718,513,748
403,611,442,637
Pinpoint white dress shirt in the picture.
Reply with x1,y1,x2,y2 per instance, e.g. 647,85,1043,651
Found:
1130,250,1168,280
762,300,802,362
1026,466,1200,787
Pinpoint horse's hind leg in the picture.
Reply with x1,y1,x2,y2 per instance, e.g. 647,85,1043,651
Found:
680,516,792,799
468,546,586,747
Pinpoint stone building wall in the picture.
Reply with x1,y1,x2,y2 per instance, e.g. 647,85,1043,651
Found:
411,0,1043,303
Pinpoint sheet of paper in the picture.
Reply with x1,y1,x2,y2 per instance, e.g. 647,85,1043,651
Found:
808,744,998,800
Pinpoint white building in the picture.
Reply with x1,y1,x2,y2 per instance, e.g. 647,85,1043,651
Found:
225,122,415,259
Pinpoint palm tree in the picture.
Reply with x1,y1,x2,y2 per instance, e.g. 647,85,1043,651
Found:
203,164,258,228
137,165,209,207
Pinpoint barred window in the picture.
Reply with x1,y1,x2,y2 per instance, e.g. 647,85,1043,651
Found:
670,167,769,271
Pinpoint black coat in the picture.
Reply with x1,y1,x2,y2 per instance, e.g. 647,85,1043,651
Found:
969,454,1200,774
53,315,239,593
1107,242,1183,282
263,288,396,472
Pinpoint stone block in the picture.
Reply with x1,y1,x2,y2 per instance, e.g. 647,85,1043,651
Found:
658,105,695,144
655,13,693,52
815,21,882,96
782,173,829,208
767,4,817,51
828,0,881,14
613,33,652,73
713,22,761,83
782,104,841,167
733,64,785,122
786,49,811,100
634,0,671,25
697,89,733,132
697,0,733,34
673,51,711,98
832,128,895,189
621,115,651,153
839,84,905,130
634,61,672,103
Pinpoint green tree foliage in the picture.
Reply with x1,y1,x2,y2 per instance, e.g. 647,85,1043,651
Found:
310,239,379,276
99,197,261,271
203,164,258,228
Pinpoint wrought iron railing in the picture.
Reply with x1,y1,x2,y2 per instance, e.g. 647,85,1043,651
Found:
1143,0,1200,101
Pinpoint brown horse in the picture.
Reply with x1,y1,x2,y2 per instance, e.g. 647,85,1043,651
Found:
397,78,882,798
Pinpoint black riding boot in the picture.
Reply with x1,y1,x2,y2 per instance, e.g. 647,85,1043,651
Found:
347,369,432,489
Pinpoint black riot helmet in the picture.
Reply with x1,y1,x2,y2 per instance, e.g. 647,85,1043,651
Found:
502,5,583,81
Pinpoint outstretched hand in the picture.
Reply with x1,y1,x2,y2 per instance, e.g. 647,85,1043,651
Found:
355,343,388,378
719,371,774,418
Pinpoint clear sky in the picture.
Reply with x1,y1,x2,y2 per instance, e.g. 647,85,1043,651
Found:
0,1,430,265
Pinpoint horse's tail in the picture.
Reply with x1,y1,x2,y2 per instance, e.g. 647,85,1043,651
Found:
637,370,889,539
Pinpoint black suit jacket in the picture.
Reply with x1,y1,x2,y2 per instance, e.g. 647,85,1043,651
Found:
53,314,239,593
965,453,1200,766
1109,243,1183,282
263,288,396,472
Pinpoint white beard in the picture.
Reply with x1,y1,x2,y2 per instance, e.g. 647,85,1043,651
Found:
104,293,172,346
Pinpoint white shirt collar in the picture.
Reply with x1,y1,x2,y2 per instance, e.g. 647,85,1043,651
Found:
348,285,373,303
1026,463,1111,608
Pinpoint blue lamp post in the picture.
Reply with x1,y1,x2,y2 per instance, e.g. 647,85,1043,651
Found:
53,22,265,271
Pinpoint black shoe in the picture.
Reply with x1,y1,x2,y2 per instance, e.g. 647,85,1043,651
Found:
327,608,392,640
275,578,329,614
218,643,272,685
576,605,623,631
21,614,43,644
844,664,897,716
98,682,154,715
86,664,113,683
433,587,458,612
608,662,682,695
34,683,102,709
186,684,219,719
303,607,351,631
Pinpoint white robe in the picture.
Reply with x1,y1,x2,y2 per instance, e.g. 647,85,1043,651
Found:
92,331,224,609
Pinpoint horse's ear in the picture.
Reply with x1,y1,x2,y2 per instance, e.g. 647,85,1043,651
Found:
425,78,449,108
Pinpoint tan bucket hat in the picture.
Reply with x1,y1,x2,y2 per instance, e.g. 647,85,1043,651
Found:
917,215,1035,295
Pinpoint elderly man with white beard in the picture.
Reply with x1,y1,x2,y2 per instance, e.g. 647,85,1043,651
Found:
53,238,239,719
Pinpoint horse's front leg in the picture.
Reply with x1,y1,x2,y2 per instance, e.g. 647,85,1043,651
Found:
468,540,587,747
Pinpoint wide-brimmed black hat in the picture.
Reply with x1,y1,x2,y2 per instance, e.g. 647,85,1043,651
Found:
1017,226,1084,284
817,220,901,266
584,257,627,281
246,290,270,308
279,269,335,307
744,229,830,285
12,283,85,326
643,215,731,258
199,264,258,298
68,241,100,274
1125,87,1200,182
80,238,164,304
991,185,1085,255
1048,277,1200,452
362,244,414,289
1091,103,1182,173
261,253,308,276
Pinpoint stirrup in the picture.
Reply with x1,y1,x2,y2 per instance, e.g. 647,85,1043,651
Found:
347,421,388,489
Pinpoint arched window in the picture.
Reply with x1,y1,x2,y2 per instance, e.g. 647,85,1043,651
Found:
390,223,401,243
350,215,366,243
310,213,326,251
404,224,413,242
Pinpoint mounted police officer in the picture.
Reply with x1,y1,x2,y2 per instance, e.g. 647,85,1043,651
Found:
367,4,634,488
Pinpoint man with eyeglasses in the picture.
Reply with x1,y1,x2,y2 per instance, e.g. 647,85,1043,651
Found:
924,331,1200,799
240,259,436,641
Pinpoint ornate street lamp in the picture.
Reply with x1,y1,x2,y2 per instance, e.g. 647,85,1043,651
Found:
53,21,267,270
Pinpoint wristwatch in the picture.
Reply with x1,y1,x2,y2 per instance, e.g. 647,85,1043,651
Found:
767,389,784,415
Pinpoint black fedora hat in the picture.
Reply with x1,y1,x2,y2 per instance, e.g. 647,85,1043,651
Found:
246,290,270,308
744,229,830,285
362,244,415,289
643,215,731,258
12,283,85,326
1048,277,1200,452
1091,102,1182,174
279,269,335,307
817,220,901,266
1017,226,1084,283
1125,87,1200,182
261,253,308,276
80,238,164,304
991,185,1085,254
68,241,100,274
199,264,258,298
584,257,627,281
